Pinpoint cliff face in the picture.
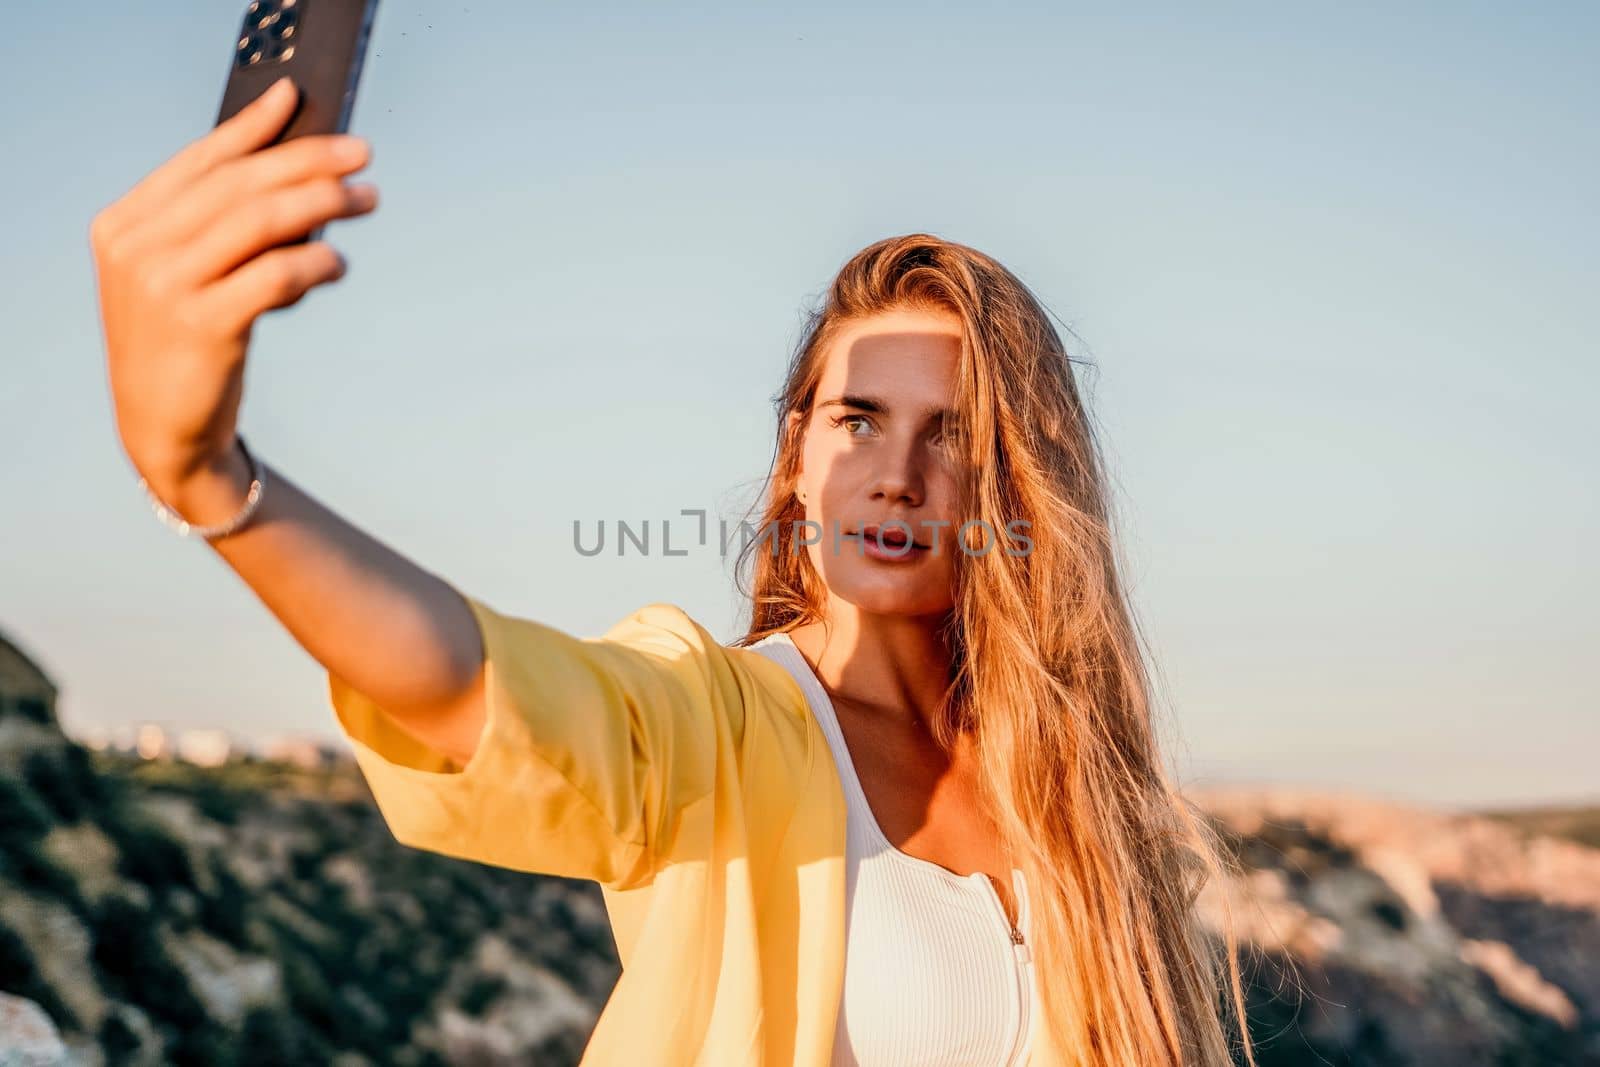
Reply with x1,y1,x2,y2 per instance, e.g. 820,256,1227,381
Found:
1192,786,1600,1065
2,694,1597,1066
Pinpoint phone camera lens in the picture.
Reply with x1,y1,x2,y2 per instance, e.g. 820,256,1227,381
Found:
250,0,283,30
235,32,267,68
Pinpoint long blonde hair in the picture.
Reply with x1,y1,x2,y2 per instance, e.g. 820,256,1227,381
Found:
733,234,1256,1066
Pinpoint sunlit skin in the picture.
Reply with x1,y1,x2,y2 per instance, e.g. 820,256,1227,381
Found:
785,307,1021,924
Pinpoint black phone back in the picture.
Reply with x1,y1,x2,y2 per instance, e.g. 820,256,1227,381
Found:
217,0,380,140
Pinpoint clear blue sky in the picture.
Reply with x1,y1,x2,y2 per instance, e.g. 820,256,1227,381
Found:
3,3,1594,810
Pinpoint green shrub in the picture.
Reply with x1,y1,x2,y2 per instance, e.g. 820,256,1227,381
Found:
280,950,331,1016
235,1007,312,1066
0,839,85,913
168,1025,232,1067
188,780,245,825
22,746,104,823
0,777,53,846
459,971,509,1016
98,1009,146,1064
196,862,251,947
101,803,195,891
89,894,207,1032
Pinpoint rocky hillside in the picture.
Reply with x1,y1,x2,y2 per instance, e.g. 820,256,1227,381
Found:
2,696,1596,1064
0,705,618,1066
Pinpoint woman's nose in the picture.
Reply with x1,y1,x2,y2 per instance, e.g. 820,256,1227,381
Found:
869,440,926,506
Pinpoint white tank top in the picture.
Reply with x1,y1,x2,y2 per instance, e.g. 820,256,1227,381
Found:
748,632,1037,1066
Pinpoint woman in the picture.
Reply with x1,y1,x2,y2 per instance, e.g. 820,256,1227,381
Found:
92,79,1256,1065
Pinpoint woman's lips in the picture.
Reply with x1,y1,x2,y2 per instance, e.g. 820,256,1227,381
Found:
851,524,931,561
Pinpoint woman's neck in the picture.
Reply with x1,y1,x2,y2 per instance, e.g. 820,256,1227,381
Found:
785,605,955,735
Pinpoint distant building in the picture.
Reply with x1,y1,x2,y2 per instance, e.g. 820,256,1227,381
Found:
0,627,59,728
176,728,233,768
135,723,171,760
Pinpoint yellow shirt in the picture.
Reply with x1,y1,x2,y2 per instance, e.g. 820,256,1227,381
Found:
326,592,1060,1065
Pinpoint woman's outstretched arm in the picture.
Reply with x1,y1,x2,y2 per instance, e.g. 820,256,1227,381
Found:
92,77,487,766
164,454,490,768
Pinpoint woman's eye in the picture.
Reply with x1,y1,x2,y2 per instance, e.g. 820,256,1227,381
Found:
832,414,874,436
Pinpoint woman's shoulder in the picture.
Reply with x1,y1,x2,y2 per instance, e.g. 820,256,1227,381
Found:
585,601,812,724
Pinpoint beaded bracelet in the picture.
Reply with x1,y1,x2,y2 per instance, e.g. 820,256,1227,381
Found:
137,435,266,541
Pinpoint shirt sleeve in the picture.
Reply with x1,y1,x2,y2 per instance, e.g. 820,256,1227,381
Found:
325,591,747,889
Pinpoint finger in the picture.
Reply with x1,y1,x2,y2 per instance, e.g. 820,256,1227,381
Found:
116,133,373,258
107,76,302,234
168,177,379,288
192,241,349,337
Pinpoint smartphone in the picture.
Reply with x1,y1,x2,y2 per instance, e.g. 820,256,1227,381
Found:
216,0,381,241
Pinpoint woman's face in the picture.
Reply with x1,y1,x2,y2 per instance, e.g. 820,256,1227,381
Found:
792,306,965,619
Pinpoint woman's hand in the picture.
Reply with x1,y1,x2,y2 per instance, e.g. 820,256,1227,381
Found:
85,78,489,770
91,76,379,501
